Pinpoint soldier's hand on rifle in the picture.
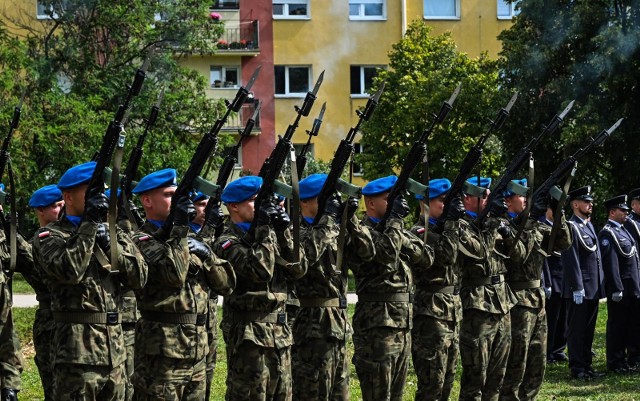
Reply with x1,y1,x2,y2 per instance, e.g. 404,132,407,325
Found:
497,221,512,238
390,195,410,219
85,187,109,223
345,196,359,219
272,206,291,232
1,388,18,401
175,195,195,226
446,196,466,221
206,205,226,238
187,237,212,262
490,192,508,216
529,193,549,220
95,223,111,253
324,195,342,220
256,199,276,227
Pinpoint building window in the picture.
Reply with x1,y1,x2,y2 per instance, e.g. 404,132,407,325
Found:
497,0,521,19
221,144,243,169
37,0,63,19
210,66,240,89
275,66,310,96
211,0,239,10
423,0,460,19
350,66,381,96
349,0,386,20
273,0,309,18
353,143,364,176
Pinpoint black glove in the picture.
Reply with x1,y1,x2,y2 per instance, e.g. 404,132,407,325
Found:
174,195,195,226
1,388,18,401
85,187,109,223
272,206,291,232
206,205,226,238
390,195,410,219
446,196,466,221
187,237,211,262
497,222,512,238
324,195,342,220
345,196,359,219
529,193,549,220
95,223,111,253
490,192,508,216
256,199,276,227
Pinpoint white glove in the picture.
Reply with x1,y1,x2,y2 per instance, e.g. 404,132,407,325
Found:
544,287,552,299
573,289,585,305
612,291,623,302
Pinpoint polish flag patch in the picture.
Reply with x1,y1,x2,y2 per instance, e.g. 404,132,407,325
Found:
417,228,426,234
138,235,152,242
221,239,232,250
38,231,50,238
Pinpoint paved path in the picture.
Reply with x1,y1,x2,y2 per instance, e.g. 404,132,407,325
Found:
13,293,361,308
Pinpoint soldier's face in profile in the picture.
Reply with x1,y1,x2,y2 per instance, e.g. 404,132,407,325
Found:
365,193,388,219
463,189,489,213
429,196,446,219
38,200,64,226
300,198,318,219
506,195,526,214
229,196,256,223
193,199,208,226
609,207,628,224
63,185,87,216
142,186,176,220
632,199,640,215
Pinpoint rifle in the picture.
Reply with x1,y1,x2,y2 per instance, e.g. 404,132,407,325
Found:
198,100,262,237
313,83,384,226
377,83,461,230
247,71,324,237
436,92,518,228
477,100,575,224
119,88,165,228
159,66,261,235
296,102,326,176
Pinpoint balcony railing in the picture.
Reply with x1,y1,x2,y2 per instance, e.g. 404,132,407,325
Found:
222,99,261,132
211,0,239,10
216,20,259,52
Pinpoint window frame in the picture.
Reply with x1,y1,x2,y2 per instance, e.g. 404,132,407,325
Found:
423,0,461,20
210,65,241,89
273,0,310,20
274,65,311,98
349,0,387,21
36,0,60,19
497,0,521,20
350,65,383,98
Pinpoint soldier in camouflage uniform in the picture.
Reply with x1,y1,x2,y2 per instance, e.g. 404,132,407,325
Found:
293,174,375,401
457,177,521,401
130,169,235,400
499,180,571,401
212,176,306,401
27,185,64,401
352,175,434,401
33,161,148,401
410,178,465,401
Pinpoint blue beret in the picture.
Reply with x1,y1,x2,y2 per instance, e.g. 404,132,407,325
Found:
299,174,327,200
0,183,4,192
29,185,63,208
504,178,528,197
416,178,452,200
132,168,177,194
221,176,262,203
362,175,398,196
465,176,492,190
57,161,96,190
192,191,209,202
105,188,121,198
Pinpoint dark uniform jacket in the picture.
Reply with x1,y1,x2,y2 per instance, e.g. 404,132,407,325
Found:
561,215,605,300
541,220,565,294
598,220,640,298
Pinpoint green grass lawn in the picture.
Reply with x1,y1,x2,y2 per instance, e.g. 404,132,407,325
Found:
12,303,640,400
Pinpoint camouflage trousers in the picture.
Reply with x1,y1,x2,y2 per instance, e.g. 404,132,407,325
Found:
205,298,219,399
292,337,349,401
352,327,411,401
122,323,136,401
459,309,511,401
0,278,22,390
499,305,547,401
33,308,54,400
53,363,126,401
411,315,460,401
132,355,206,401
225,340,292,401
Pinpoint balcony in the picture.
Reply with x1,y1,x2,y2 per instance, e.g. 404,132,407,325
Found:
215,20,260,55
221,99,261,134
211,0,239,10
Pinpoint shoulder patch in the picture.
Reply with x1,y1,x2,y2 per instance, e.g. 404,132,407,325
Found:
601,239,610,247
38,230,50,238
221,239,233,250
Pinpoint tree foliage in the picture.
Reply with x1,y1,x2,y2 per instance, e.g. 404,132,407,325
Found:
359,21,504,184
498,0,640,219
0,0,233,232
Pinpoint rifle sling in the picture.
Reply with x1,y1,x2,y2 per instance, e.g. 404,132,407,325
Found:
289,146,300,265
7,160,17,287
335,199,348,275
509,154,534,255
547,163,576,254
122,191,139,231
109,133,126,274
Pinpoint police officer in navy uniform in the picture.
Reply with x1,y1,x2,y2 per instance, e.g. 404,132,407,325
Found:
561,185,606,379
599,195,640,373
625,189,640,244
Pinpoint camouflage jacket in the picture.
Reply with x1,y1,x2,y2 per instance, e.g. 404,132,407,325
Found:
504,215,572,309
33,217,148,367
213,222,306,350
410,218,463,322
133,221,234,361
351,217,434,332
457,214,519,314
117,219,139,325
295,214,375,341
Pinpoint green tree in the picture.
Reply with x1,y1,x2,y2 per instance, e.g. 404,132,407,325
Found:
359,21,504,184
0,0,234,232
498,0,640,221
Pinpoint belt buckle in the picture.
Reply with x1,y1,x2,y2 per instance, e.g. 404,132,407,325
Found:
277,312,287,325
339,298,347,309
196,314,207,326
491,275,501,284
106,312,119,325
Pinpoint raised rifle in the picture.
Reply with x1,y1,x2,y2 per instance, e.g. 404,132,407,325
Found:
158,66,261,237
296,102,326,176
477,100,575,225
377,83,461,230
313,83,384,226
436,92,518,228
